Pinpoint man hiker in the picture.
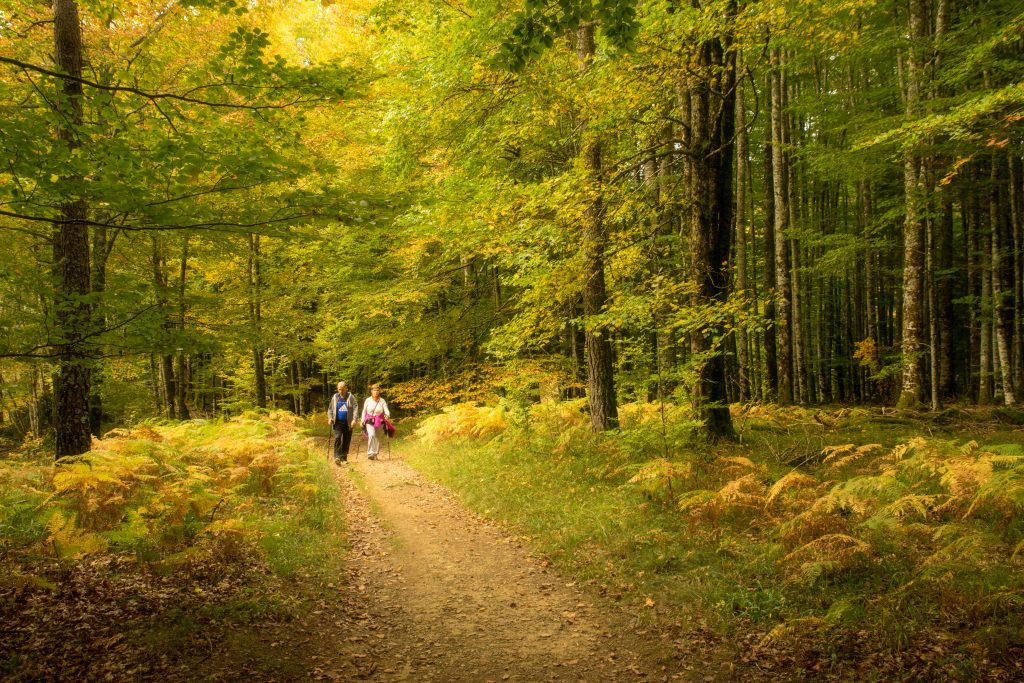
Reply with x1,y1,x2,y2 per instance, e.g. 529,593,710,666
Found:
328,381,356,464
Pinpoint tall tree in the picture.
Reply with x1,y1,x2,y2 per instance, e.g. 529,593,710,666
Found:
770,48,793,405
897,0,928,408
681,0,738,440
735,66,751,403
52,0,92,457
576,24,619,432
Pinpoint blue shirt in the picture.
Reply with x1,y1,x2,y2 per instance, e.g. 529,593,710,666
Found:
335,393,351,421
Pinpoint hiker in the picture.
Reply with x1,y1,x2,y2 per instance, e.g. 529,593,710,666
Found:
360,384,391,461
328,381,357,464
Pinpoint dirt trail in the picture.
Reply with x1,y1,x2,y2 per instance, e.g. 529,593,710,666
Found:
329,451,684,682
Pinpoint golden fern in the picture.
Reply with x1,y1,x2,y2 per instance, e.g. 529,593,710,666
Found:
624,458,692,501
782,533,871,584
766,471,819,506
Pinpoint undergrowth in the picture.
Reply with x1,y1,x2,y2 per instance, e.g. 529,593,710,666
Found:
407,401,1024,679
0,411,346,679
1,411,342,576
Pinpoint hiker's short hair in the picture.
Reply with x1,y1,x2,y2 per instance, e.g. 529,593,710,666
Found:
370,384,381,392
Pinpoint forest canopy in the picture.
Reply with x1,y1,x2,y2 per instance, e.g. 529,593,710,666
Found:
0,0,1023,451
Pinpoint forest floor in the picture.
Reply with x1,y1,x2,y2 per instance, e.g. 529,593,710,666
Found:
198,448,699,682
6,410,1023,681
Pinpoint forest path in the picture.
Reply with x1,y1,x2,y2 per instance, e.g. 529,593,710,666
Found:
326,448,685,682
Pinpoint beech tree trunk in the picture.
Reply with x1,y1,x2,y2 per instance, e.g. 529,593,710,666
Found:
52,0,92,457
771,49,793,405
762,137,778,399
150,236,176,418
980,225,993,404
898,0,927,408
681,0,737,441
248,233,267,409
176,235,191,419
735,69,751,403
936,194,956,399
991,161,1016,404
576,24,618,432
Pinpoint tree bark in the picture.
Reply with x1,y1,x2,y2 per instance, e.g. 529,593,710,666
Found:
576,24,618,431
248,233,267,409
991,161,1016,404
734,67,751,403
52,0,92,457
979,207,993,405
771,49,793,405
936,193,956,399
762,137,778,399
681,0,738,441
1010,152,1024,394
176,235,191,419
897,0,927,408
150,236,176,418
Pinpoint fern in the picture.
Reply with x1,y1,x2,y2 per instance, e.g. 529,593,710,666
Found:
415,402,508,443
782,534,871,584
622,458,692,501
766,471,819,506
963,467,1024,520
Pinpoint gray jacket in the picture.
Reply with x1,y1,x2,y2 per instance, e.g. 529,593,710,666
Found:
328,391,357,425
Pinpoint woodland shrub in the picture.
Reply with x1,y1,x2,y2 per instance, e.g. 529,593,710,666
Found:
0,411,339,577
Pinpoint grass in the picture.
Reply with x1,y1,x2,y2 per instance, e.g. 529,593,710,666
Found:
404,401,1024,679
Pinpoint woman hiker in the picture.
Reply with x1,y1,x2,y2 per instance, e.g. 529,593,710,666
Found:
328,381,356,464
360,384,391,461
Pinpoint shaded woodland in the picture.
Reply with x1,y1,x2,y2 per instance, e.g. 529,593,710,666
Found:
0,1,1022,443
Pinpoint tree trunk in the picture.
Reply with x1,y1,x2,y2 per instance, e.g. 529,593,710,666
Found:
150,236,176,418
88,225,108,437
936,193,956,399
52,0,92,457
681,1,738,441
734,68,750,403
248,233,267,409
979,209,993,405
771,49,793,405
927,197,941,410
576,24,618,431
1009,153,1024,395
991,161,1016,404
965,186,981,401
175,235,191,419
898,0,927,408
762,137,778,399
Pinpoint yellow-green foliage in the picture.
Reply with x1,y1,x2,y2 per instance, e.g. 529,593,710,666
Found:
415,402,508,443
1,411,332,569
759,438,1024,600
623,458,693,502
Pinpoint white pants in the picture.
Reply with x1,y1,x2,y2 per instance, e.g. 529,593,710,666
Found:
365,423,380,457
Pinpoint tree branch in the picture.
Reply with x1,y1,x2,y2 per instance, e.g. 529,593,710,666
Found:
0,55,329,111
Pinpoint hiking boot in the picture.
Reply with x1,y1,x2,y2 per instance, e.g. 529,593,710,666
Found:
367,454,377,461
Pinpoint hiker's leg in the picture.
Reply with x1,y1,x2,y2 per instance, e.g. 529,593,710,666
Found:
332,426,344,458
366,424,379,457
340,422,352,458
